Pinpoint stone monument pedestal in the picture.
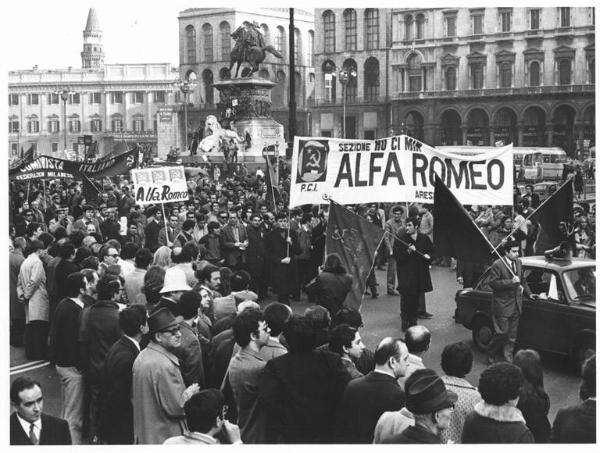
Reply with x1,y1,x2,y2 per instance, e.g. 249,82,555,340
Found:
213,77,285,164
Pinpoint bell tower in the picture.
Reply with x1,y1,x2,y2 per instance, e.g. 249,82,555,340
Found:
81,8,104,69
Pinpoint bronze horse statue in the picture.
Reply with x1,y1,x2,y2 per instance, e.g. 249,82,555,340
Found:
229,25,283,78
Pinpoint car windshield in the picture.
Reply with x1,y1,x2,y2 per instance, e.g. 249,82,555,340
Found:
563,267,596,305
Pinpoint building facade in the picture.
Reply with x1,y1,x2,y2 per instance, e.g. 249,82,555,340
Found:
177,7,315,140
312,7,595,156
8,9,179,159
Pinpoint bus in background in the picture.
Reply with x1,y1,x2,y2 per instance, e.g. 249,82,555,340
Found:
436,146,567,182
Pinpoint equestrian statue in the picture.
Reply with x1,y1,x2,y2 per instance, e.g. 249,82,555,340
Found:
229,21,283,78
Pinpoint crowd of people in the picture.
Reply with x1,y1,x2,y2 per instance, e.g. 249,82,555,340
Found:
8,163,596,445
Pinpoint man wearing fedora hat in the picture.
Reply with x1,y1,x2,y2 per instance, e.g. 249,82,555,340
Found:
132,308,200,444
383,369,457,444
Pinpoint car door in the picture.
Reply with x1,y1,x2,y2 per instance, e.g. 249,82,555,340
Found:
518,267,571,354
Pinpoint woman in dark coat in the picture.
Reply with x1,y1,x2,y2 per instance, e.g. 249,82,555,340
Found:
514,349,551,442
305,253,352,316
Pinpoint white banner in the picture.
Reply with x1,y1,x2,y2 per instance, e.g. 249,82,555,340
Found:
289,135,513,207
131,166,189,205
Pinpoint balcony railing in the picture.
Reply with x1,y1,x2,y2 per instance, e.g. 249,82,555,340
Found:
308,85,594,106
308,95,390,107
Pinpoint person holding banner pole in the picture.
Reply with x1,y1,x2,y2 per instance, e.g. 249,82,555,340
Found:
392,217,433,331
264,212,299,305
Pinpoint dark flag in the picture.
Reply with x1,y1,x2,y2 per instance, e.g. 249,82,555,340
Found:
23,145,34,162
326,200,385,310
433,177,494,263
264,155,279,206
530,180,574,254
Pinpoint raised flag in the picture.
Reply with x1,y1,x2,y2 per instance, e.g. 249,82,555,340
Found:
530,180,574,254
264,155,279,207
326,200,385,310
433,176,494,264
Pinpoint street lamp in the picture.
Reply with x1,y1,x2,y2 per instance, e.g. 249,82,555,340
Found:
174,72,197,151
338,67,357,139
55,87,75,158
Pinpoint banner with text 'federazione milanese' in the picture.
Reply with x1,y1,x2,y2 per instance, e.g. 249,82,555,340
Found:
289,135,513,207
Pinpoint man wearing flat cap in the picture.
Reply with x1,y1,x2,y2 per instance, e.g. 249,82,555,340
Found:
132,308,199,444
487,240,533,364
384,369,457,444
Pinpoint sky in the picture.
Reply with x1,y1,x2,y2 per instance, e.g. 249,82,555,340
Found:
3,0,584,71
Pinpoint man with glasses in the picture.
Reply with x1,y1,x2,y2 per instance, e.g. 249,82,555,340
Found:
99,245,120,276
487,240,533,364
133,308,199,444
217,211,230,227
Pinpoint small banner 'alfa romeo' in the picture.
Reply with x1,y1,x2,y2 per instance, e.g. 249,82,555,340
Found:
131,166,189,205
289,135,513,207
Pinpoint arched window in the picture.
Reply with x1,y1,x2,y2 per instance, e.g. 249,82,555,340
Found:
558,59,571,85
445,67,456,90
203,70,214,105
344,9,357,51
275,26,285,55
499,62,512,88
186,25,196,63
294,28,301,66
220,22,231,61
272,70,286,106
407,53,422,91
219,67,231,80
405,15,413,41
364,58,380,100
323,60,337,103
323,10,336,52
260,24,270,45
529,61,540,86
343,59,358,101
308,31,314,66
416,14,425,39
365,9,379,50
203,23,213,62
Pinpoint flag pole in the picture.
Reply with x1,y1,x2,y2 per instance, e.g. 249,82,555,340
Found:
490,177,573,258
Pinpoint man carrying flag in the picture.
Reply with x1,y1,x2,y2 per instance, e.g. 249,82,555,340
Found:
325,200,385,311
393,217,433,331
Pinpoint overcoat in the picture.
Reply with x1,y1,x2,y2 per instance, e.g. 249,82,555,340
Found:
132,342,187,444
488,257,531,317
17,253,49,322
393,232,433,295
264,227,300,295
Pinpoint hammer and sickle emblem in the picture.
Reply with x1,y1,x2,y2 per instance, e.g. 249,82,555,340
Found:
305,148,321,171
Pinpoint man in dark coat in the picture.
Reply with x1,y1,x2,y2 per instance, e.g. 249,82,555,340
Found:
551,355,596,443
98,306,147,444
258,315,351,443
10,377,72,445
246,214,267,298
54,243,80,302
144,206,162,253
49,272,89,444
264,213,300,305
335,337,410,443
305,253,352,315
393,217,433,331
79,275,122,443
487,240,533,364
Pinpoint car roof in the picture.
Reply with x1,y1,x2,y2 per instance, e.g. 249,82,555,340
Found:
521,256,596,271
